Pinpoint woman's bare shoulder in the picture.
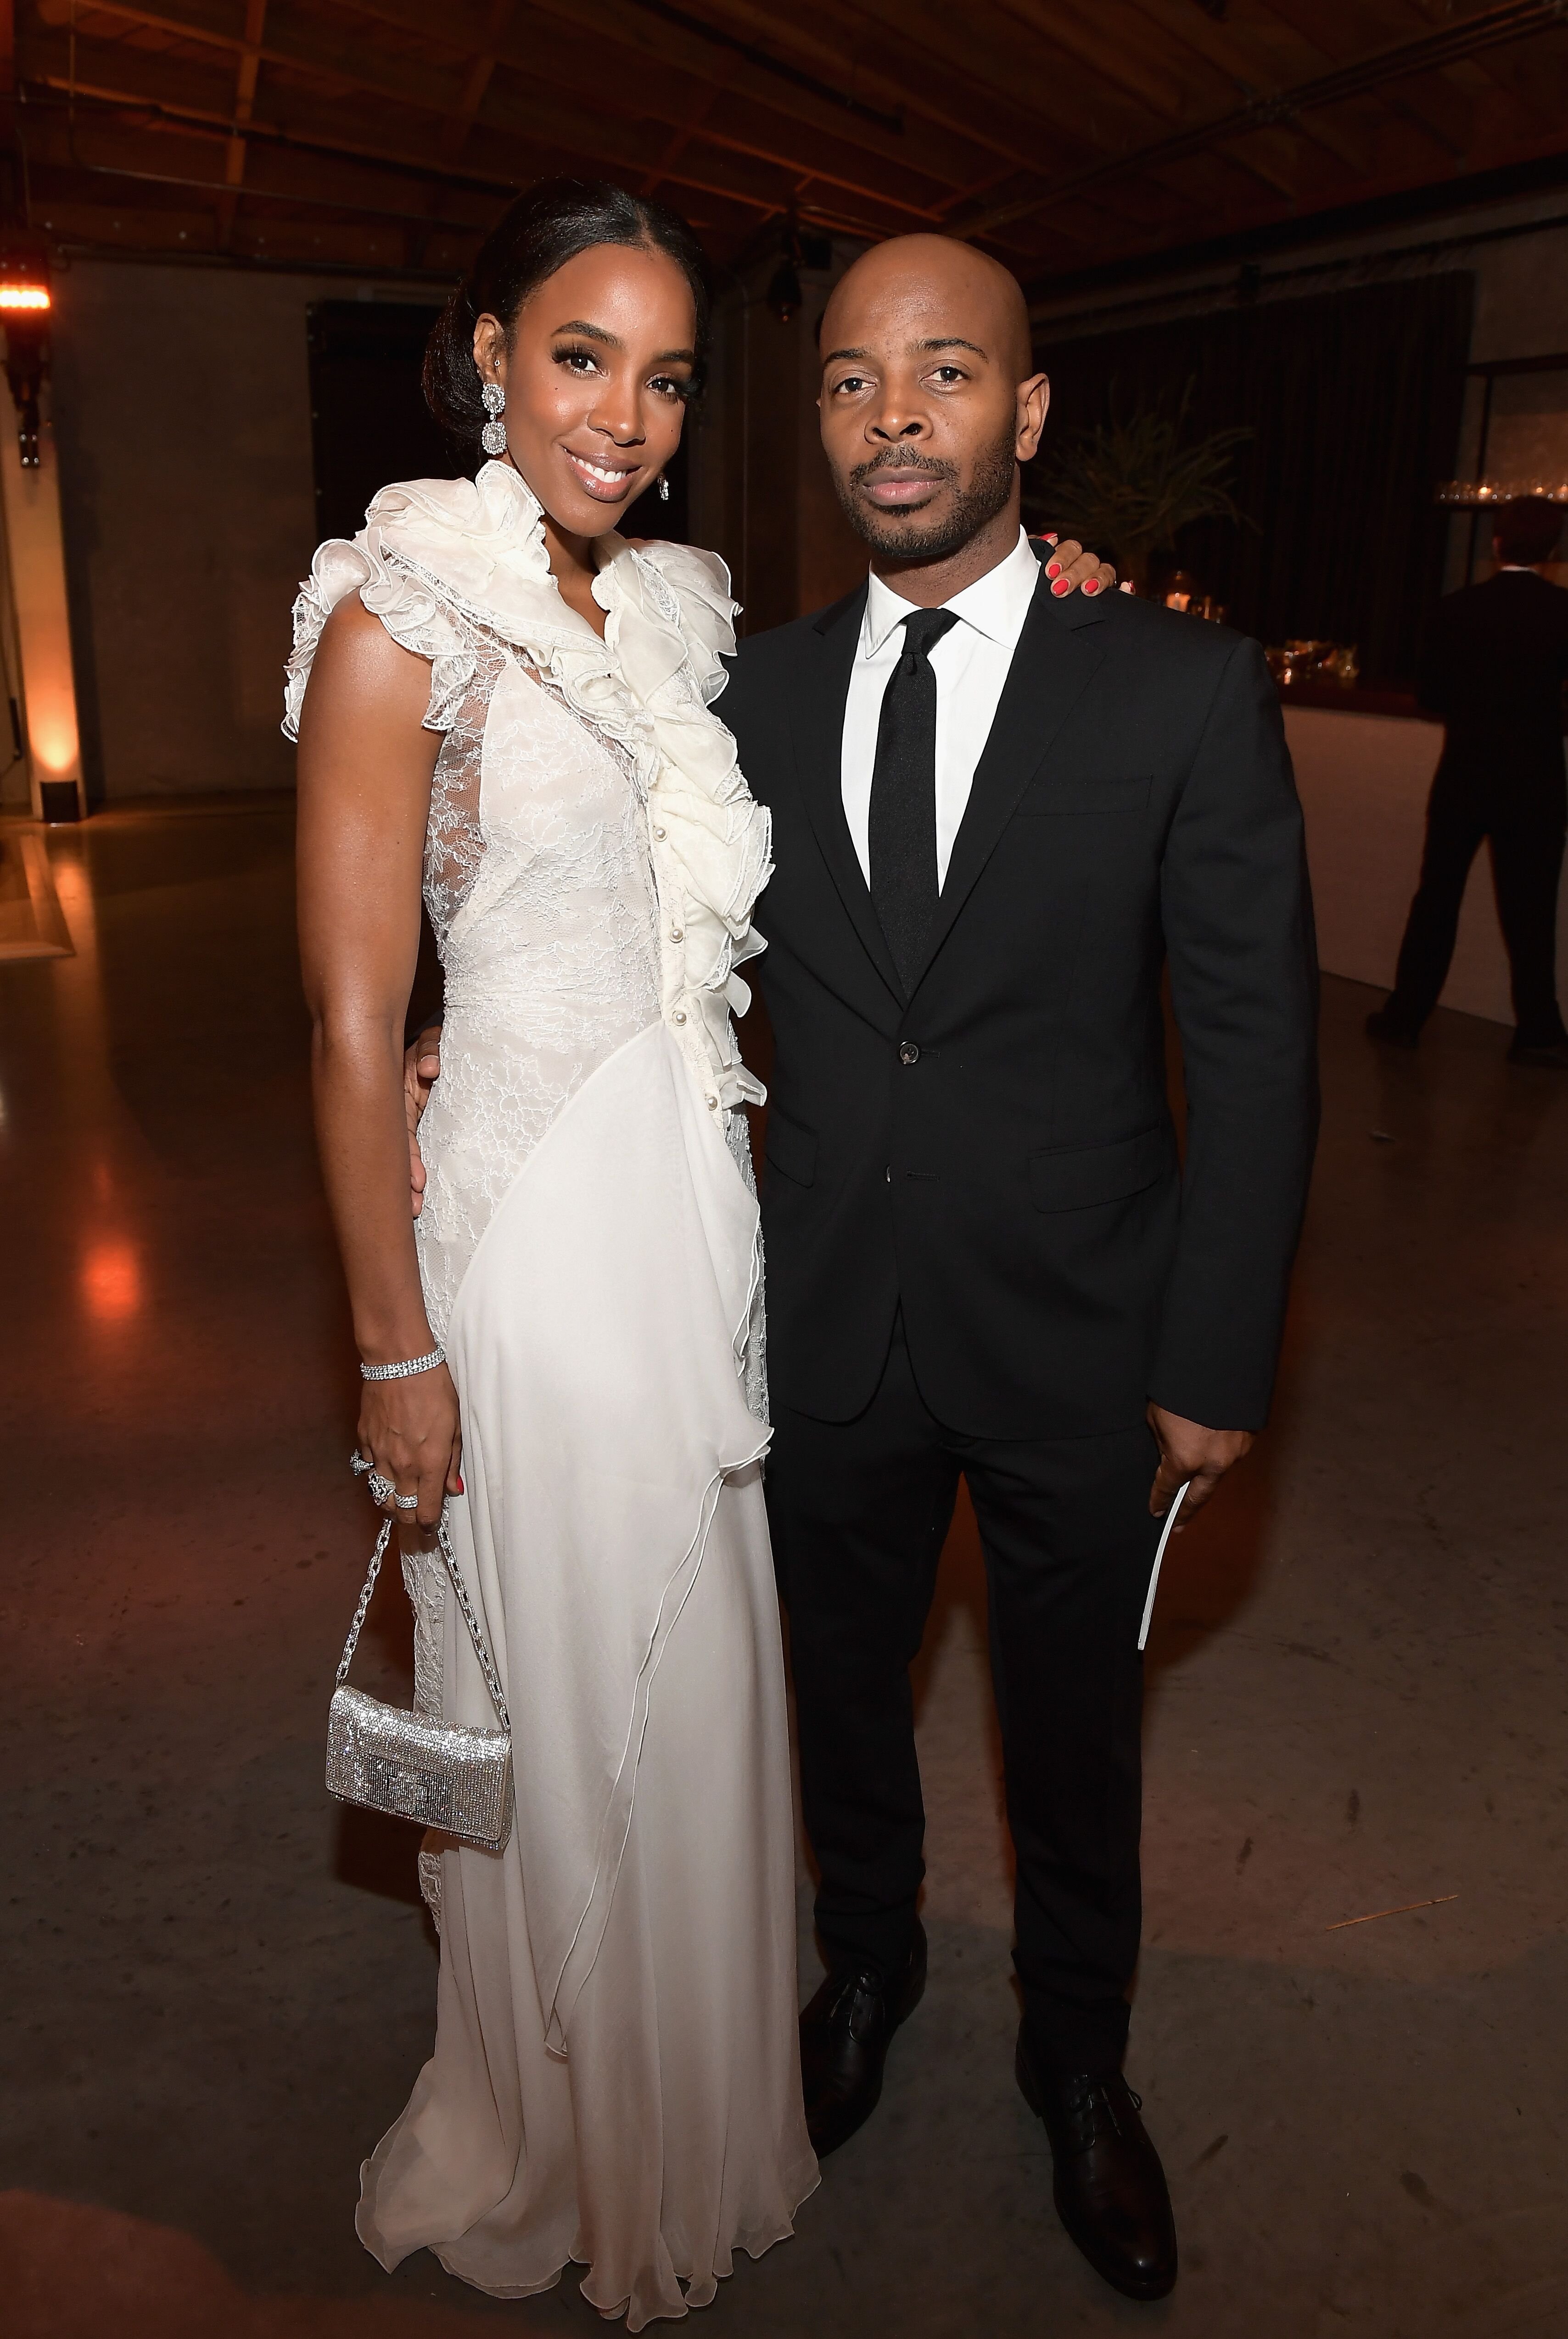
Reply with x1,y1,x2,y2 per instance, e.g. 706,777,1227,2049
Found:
311,589,431,711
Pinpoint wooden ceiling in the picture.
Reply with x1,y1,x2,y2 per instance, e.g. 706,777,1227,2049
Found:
1,0,1566,290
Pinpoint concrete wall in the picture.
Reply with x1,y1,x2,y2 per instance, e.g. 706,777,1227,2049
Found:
48,261,425,801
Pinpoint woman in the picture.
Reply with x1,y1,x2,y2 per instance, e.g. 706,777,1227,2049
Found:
292,179,807,2326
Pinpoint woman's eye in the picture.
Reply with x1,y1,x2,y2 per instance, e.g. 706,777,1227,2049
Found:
554,347,599,375
650,374,691,402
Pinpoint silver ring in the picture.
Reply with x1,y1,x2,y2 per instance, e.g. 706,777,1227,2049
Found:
349,1452,371,1476
394,1492,419,1511
367,1471,395,1506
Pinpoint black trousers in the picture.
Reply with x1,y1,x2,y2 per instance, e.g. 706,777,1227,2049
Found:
1385,758,1567,1046
767,1320,1161,2077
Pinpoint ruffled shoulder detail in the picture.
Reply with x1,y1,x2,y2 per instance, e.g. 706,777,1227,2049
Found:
282,527,477,743
282,466,573,742
282,462,772,1114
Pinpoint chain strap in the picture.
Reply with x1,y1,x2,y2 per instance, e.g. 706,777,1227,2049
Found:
436,1513,510,1732
335,1505,510,1735
336,1516,393,1686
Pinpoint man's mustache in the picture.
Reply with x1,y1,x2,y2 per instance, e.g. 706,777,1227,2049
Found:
849,451,958,488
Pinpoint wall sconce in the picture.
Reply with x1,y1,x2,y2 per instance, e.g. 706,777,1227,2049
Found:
0,254,52,469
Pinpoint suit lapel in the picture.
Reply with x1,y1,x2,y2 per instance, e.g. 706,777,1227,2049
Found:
907,569,1109,996
789,583,906,1003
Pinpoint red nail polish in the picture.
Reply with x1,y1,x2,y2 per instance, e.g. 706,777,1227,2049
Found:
1052,577,1070,596
1084,579,1100,594
1044,533,1058,545
455,1475,465,1494
1046,560,1061,578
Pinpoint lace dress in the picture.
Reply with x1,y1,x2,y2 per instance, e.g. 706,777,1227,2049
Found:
286,463,815,2327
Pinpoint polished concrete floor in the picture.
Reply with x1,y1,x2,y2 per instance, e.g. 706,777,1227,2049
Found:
4,799,1568,2339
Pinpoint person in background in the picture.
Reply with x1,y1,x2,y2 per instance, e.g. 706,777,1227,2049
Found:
1367,495,1568,1065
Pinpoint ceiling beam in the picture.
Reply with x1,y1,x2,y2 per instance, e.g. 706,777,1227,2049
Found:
954,0,1568,241
18,22,829,233
215,0,267,249
351,0,1115,208
440,0,514,165
43,0,966,235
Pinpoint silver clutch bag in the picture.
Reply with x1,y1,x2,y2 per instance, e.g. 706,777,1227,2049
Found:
326,1509,513,1852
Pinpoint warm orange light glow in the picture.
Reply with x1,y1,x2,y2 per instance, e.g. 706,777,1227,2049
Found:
0,285,50,312
30,714,80,774
82,1240,142,1323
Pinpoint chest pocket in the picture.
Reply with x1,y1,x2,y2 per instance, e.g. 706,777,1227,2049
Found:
1015,774,1152,817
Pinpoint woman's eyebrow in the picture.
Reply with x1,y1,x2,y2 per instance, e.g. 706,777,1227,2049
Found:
550,322,694,366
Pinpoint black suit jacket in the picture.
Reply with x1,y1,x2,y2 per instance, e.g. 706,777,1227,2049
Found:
1417,569,1568,787
722,551,1319,1438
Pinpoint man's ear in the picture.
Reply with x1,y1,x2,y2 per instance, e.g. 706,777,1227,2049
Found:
1016,371,1050,463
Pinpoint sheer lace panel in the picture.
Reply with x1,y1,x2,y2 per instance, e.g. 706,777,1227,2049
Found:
425,627,507,941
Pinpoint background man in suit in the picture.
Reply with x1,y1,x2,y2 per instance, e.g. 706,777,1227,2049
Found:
1368,495,1568,1065
407,234,1317,2306
720,236,1317,2306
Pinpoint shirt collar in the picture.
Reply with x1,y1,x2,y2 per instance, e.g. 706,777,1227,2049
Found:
861,526,1040,657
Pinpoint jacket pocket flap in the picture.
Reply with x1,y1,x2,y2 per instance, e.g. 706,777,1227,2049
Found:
765,1110,818,1188
1029,1126,1170,1212
1016,774,1152,817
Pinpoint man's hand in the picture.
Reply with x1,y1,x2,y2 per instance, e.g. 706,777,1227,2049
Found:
404,1024,442,1219
1147,1404,1253,1528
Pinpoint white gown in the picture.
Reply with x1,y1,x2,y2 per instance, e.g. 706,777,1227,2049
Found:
286,462,817,2327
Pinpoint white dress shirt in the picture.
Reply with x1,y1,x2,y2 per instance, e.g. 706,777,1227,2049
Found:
840,526,1042,891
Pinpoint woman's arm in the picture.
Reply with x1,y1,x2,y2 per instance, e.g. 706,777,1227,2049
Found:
296,593,460,1530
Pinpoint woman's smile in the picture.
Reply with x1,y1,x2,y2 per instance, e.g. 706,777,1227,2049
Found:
562,446,644,503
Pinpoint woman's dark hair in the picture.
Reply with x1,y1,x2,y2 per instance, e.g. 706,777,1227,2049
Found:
424,177,711,469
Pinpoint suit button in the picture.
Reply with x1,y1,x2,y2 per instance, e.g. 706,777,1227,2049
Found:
899,1041,920,1065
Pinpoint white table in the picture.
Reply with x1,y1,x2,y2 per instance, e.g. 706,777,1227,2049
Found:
1285,704,1568,1028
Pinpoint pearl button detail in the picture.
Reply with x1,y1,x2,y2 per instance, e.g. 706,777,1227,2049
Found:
672,1009,686,1024
705,1094,718,1109
671,926,684,943
652,825,666,840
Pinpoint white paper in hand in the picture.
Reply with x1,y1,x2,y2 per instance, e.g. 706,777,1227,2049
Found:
1138,1479,1191,1652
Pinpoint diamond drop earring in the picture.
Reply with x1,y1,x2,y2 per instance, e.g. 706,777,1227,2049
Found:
480,380,506,458
658,474,670,504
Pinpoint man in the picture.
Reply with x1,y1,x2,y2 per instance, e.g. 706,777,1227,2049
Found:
410,236,1318,2305
1367,495,1568,1065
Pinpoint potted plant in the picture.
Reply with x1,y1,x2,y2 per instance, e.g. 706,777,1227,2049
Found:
1028,380,1252,597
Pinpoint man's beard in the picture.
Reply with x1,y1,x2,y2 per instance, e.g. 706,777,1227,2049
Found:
834,426,1018,561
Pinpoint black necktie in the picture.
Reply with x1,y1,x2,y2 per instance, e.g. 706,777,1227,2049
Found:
868,607,960,992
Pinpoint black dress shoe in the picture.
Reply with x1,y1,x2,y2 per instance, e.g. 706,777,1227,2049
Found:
1017,2031,1177,2301
1366,1007,1419,1050
799,1920,927,2158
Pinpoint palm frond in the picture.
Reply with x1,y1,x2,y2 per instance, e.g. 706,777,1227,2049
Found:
1031,378,1253,574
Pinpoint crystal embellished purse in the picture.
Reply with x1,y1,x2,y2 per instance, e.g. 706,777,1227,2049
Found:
326,1508,513,1852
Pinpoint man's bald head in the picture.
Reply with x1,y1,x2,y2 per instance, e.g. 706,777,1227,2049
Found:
820,235,1035,383
816,233,1049,580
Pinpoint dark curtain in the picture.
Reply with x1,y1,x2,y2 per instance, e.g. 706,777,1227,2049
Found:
1028,272,1474,687
306,301,451,543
